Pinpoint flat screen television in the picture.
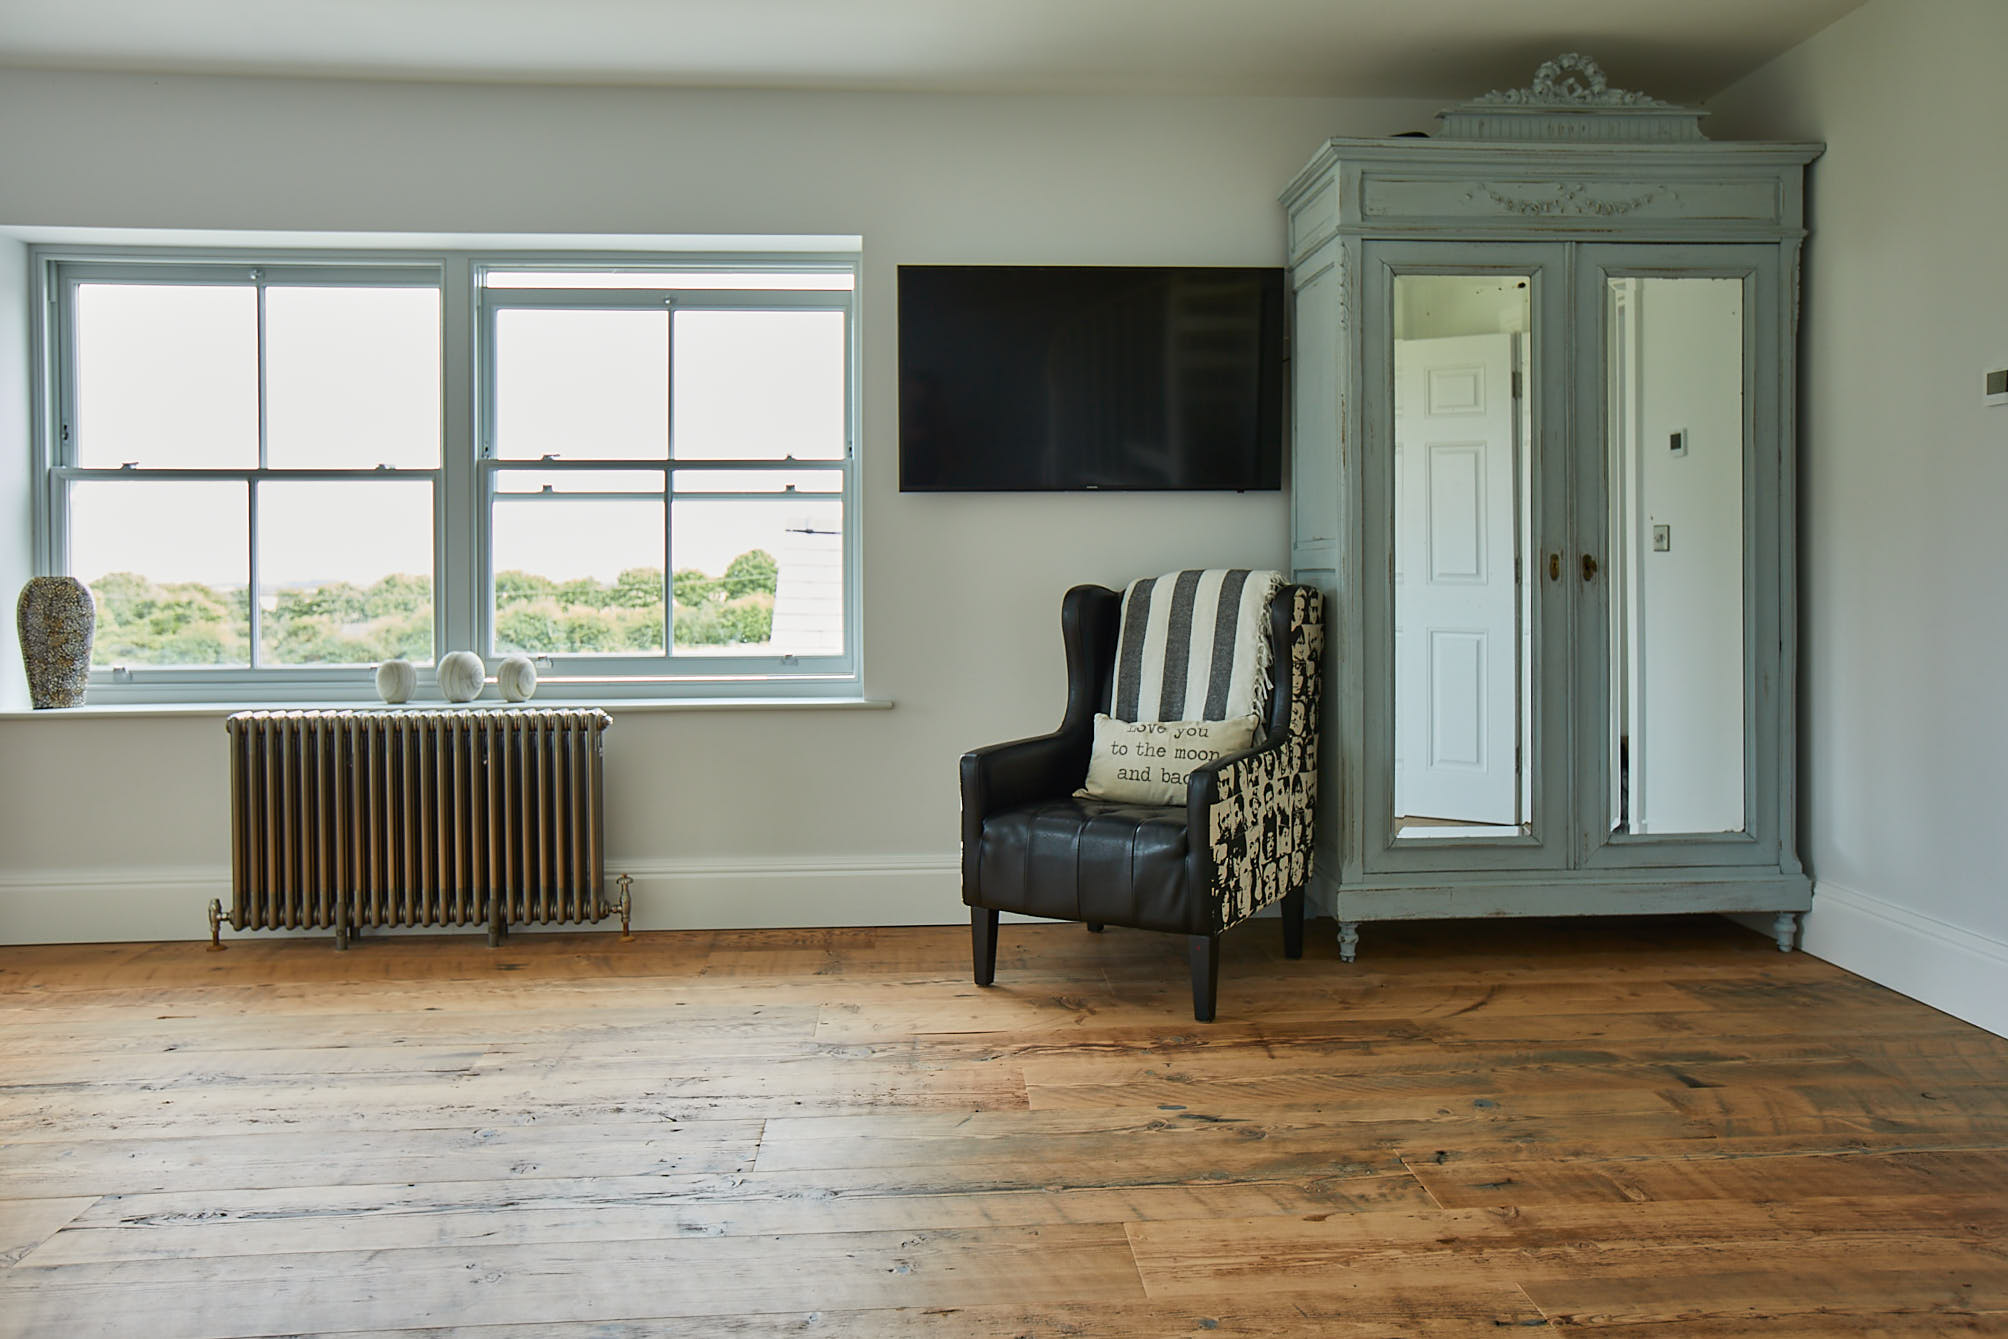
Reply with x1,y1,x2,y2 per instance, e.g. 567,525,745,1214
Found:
898,265,1285,492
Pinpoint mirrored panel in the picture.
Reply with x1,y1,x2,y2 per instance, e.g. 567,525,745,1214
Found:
1605,277,1745,835
1391,274,1534,839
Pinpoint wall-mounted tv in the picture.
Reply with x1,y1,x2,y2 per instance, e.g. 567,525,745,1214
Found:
898,265,1285,492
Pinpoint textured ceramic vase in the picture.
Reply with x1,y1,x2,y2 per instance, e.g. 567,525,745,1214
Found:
437,651,486,703
16,576,95,709
374,659,417,704
497,654,538,703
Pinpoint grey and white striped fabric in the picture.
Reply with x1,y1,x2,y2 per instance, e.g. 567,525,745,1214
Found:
1111,568,1285,723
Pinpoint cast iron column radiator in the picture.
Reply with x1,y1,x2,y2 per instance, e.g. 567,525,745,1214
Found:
212,708,632,950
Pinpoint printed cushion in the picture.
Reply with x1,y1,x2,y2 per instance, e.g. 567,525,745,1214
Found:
1079,713,1260,806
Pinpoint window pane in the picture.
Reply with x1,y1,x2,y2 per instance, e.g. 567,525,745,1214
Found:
266,286,441,469
494,309,666,460
492,468,664,496
75,284,257,468
673,468,842,495
671,499,842,656
492,497,665,655
258,481,434,667
486,271,854,291
672,310,845,460
70,480,249,666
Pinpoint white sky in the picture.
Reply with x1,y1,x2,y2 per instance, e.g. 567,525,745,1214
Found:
68,284,846,588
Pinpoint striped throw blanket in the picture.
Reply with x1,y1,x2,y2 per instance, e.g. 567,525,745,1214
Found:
1112,569,1285,723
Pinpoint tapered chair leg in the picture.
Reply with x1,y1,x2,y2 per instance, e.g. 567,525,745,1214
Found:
1281,887,1305,960
1188,933,1220,1023
972,907,1000,986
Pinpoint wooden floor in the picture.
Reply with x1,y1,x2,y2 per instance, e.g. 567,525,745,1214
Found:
2,916,2006,1337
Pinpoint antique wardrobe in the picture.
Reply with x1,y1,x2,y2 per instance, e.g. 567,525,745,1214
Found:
1281,56,1822,958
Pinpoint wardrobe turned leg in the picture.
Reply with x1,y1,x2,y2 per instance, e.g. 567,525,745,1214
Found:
1771,911,1800,953
972,907,1000,985
1281,888,1305,960
1086,922,1105,933
1338,920,1360,963
1188,934,1220,1023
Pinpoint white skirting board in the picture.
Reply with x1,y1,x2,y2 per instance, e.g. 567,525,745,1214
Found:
0,854,1292,945
0,855,965,945
1789,880,2008,1040
0,866,233,945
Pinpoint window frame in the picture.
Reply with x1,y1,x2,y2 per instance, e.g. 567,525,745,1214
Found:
473,264,858,685
28,244,864,705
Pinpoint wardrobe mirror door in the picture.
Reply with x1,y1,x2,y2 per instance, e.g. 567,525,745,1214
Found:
1604,276,1747,837
1390,273,1535,840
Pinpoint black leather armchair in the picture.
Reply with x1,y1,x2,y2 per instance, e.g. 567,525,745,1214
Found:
961,582,1324,1021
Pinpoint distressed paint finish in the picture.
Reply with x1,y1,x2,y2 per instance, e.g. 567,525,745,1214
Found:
1280,58,1821,953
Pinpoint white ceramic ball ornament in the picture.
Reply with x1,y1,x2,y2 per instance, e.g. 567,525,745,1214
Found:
497,654,538,703
437,651,486,703
374,659,417,704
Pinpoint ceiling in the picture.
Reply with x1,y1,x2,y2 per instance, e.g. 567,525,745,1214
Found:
0,0,1866,104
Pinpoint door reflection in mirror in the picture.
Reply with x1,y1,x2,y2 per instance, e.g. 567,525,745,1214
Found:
1392,274,1533,839
1606,277,1746,836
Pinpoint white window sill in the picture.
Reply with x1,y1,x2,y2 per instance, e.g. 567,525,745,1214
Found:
0,697,892,721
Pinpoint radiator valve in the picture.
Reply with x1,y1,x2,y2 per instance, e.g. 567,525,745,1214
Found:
613,873,635,942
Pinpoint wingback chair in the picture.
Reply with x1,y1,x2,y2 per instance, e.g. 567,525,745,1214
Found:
960,576,1324,1021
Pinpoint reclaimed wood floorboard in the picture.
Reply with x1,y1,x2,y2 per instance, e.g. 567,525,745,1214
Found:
2,914,2006,1337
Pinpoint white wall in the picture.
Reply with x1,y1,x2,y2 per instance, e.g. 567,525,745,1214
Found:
0,68,1439,942
1710,0,2008,1034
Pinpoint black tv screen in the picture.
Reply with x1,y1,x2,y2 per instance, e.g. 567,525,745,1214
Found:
898,265,1285,492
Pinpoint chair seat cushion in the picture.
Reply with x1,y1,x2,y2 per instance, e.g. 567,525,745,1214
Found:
973,797,1199,936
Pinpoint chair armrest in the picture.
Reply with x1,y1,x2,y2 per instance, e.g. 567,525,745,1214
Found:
1188,734,1317,934
961,583,1124,905
1185,585,1325,932
962,730,1089,822
1185,735,1281,804
1184,732,1285,865
961,728,1089,903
